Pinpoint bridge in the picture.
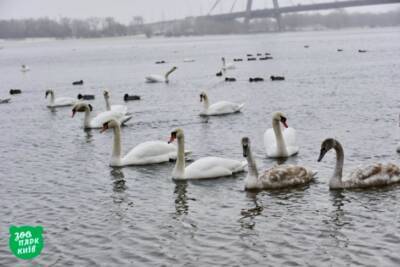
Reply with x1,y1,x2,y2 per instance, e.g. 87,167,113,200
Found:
146,0,400,32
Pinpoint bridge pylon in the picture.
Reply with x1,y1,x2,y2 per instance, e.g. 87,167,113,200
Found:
272,0,283,31
244,0,253,30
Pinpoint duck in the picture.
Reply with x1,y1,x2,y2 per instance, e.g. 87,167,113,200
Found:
9,89,21,95
77,94,95,100
100,119,190,166
264,112,299,158
358,49,367,53
249,77,264,82
21,64,30,72
199,91,244,116
247,57,257,61
124,94,141,101
103,90,128,114
216,71,223,77
45,89,76,108
225,77,236,82
168,128,247,180
72,102,131,129
242,137,315,190
72,80,84,85
0,98,11,104
145,66,177,83
221,57,235,71
183,58,195,63
318,138,400,189
233,58,243,62
259,56,273,60
270,75,285,81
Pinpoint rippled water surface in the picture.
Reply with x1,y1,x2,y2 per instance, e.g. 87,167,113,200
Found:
1,28,400,266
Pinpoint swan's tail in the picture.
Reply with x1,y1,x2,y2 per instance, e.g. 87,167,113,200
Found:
237,103,245,112
121,115,132,125
234,161,248,173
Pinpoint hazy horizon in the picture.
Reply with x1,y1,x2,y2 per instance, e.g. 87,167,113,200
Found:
0,0,399,24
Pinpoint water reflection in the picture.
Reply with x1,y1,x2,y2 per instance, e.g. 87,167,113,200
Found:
239,193,263,230
174,181,189,217
83,129,94,143
327,190,350,248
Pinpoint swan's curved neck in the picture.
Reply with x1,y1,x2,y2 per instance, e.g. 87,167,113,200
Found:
111,125,122,164
245,146,259,182
202,97,210,111
173,136,186,179
83,109,92,129
104,96,111,111
272,120,288,156
165,68,175,82
330,142,344,187
48,93,55,105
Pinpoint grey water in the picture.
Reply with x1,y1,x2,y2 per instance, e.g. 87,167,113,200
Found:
0,28,400,266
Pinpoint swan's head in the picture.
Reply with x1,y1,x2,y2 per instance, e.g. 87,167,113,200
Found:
103,90,110,99
171,66,178,72
100,119,119,133
318,138,337,162
241,137,251,158
168,128,184,144
272,112,288,128
221,57,225,63
45,89,53,98
71,102,92,117
200,92,208,102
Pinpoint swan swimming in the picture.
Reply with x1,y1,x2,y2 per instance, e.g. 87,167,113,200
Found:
168,128,247,180
318,138,400,189
242,137,315,190
21,64,30,72
264,112,299,158
45,89,76,108
221,57,235,71
145,66,177,83
72,102,131,129
103,90,128,114
199,91,244,116
100,119,190,166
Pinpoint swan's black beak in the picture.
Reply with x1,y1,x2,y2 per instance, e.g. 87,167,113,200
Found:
317,150,325,162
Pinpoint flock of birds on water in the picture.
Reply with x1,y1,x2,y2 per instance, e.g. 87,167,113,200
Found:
2,45,400,192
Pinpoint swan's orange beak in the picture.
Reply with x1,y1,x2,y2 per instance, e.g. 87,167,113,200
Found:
71,110,76,118
282,121,288,128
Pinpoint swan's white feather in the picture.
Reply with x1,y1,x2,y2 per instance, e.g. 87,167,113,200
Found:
264,127,299,157
181,157,247,180
47,97,76,108
145,75,164,83
110,104,128,114
201,101,244,116
90,111,131,128
121,141,177,165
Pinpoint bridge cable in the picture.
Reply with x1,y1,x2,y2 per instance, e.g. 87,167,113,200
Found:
208,0,222,15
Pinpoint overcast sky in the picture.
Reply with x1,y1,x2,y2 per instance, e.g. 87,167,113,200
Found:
0,0,398,23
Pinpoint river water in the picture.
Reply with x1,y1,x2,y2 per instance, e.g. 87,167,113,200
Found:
0,28,400,266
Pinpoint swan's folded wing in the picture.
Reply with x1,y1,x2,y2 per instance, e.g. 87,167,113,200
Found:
91,110,124,128
261,165,313,188
184,157,243,179
124,141,176,161
264,128,276,152
111,105,128,115
208,101,241,115
282,127,297,148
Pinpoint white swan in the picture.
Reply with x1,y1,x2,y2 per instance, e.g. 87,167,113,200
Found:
264,112,299,158
45,89,76,108
199,91,244,116
221,57,235,71
318,138,400,189
101,119,190,166
72,102,131,129
103,90,128,114
242,137,315,190
21,64,30,72
145,66,177,83
169,128,247,180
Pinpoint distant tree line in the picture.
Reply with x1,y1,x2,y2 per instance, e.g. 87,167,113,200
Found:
0,16,147,39
0,9,399,39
